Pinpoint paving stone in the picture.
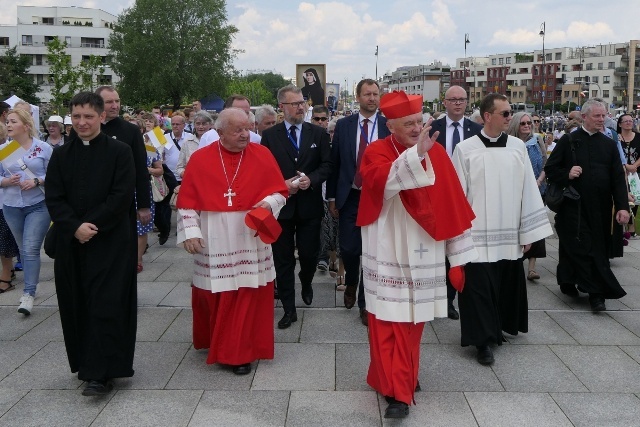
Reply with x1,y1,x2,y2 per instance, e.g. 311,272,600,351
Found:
490,345,587,392
612,266,640,287
136,262,173,282
380,392,477,427
545,286,629,311
286,391,379,427
420,344,503,392
293,280,335,309
0,306,57,341
32,280,57,305
300,309,368,343
504,311,577,345
335,343,370,391
525,284,572,310
0,389,28,418
0,389,110,426
188,391,289,427
137,281,178,307
159,309,193,343
166,347,254,391
618,345,640,365
156,262,194,282
0,341,83,390
92,390,202,427
15,310,64,343
116,342,190,390
0,341,47,382
465,392,571,426
252,343,335,391
153,246,192,263
551,392,640,427
431,317,462,344
551,345,640,392
547,311,640,345
616,286,640,309
39,293,59,307
274,307,303,343
136,307,181,342
159,281,192,307
608,311,640,338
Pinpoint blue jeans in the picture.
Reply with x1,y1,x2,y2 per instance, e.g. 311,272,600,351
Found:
3,200,51,296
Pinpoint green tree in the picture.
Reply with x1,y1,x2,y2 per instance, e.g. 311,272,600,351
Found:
0,47,40,103
225,77,273,106
245,72,290,104
109,0,238,110
47,37,79,111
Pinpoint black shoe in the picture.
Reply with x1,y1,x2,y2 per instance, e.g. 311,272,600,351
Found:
560,283,579,297
158,234,169,245
301,284,313,305
232,363,252,375
448,302,459,320
359,308,369,326
384,399,409,419
82,379,113,396
589,295,606,312
277,312,298,329
476,345,494,365
415,381,421,392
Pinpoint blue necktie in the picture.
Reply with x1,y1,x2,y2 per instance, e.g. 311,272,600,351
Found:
290,126,298,148
452,122,461,152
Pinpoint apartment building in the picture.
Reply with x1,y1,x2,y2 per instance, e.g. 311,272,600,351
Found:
0,6,119,103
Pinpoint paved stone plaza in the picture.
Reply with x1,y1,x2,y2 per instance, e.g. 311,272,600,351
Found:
2,217,640,426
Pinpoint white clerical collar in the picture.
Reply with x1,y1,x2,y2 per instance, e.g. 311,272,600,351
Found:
82,140,90,146
581,126,597,136
480,129,503,142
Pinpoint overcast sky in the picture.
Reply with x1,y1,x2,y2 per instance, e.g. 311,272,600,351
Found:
1,0,637,92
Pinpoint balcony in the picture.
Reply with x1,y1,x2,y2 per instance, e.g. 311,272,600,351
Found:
613,83,628,90
615,67,629,76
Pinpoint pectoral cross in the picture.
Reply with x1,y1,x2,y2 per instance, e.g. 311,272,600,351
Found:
224,188,236,206
414,243,429,259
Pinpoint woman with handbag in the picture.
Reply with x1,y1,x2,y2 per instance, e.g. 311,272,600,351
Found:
618,114,640,238
1,109,53,315
507,112,547,281
137,115,164,273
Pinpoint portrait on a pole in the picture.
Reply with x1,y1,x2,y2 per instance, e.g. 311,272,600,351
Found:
296,64,326,106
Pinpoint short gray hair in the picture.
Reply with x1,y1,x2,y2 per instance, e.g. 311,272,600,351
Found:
255,104,276,123
216,107,246,130
277,85,302,103
581,99,605,117
193,110,213,124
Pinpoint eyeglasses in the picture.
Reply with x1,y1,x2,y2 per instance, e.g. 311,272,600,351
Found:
312,117,328,122
492,110,513,118
533,119,540,123
445,98,467,104
620,120,634,124
520,121,532,126
281,101,306,108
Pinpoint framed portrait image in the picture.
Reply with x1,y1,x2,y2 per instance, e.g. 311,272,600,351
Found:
325,83,340,111
296,64,326,106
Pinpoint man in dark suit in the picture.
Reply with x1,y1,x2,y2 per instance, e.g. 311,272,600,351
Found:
326,79,390,326
429,85,482,320
261,85,332,329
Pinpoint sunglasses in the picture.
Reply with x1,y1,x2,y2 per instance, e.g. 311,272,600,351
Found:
312,117,328,122
520,121,532,126
533,120,540,123
493,110,513,118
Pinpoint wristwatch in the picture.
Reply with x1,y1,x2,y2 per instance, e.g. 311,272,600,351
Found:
33,178,40,187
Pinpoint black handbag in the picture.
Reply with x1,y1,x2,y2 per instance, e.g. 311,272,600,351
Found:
545,136,580,213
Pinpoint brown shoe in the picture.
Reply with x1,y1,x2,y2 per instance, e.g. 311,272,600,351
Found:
344,285,356,309
359,308,369,326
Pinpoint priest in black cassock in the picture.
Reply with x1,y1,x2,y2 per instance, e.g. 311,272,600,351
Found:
45,92,137,396
545,99,630,312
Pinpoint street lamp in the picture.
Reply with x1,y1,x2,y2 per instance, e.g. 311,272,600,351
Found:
539,22,545,112
464,33,470,92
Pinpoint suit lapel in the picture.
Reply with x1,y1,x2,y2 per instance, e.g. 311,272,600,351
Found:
348,115,358,164
297,123,314,162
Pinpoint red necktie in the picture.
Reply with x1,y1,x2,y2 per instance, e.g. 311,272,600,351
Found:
354,118,369,188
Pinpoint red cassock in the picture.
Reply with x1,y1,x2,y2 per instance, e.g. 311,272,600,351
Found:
178,141,288,365
357,136,475,404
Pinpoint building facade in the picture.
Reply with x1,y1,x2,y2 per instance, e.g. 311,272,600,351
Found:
0,6,119,103
380,62,451,105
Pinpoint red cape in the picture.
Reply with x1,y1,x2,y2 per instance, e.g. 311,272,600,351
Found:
356,135,475,241
177,141,288,212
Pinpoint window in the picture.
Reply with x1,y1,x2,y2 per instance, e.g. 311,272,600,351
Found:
65,36,71,45
506,57,511,64
608,61,615,69
0,37,9,46
603,76,610,83
592,76,598,83
545,53,552,61
21,35,32,46
584,76,590,83
592,90,597,98
603,90,609,97
499,58,503,65
42,17,54,25
586,63,592,70
98,75,112,85
555,52,562,60
562,65,567,71
35,54,43,66
597,63,603,70
533,67,539,76
564,91,569,97
491,58,496,65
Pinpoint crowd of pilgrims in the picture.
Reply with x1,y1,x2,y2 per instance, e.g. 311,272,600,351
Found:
0,84,635,415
